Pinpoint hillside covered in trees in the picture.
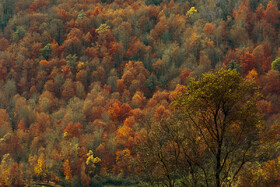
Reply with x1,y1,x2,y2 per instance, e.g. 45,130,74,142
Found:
0,0,280,186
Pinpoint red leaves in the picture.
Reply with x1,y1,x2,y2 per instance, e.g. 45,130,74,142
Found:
240,52,256,76
179,68,191,84
262,70,280,96
29,5,36,12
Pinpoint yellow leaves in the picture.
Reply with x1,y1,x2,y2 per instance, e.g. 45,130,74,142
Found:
93,157,101,164
34,153,46,178
96,24,110,34
1,153,10,163
86,155,94,166
35,159,43,177
187,7,197,17
87,150,93,157
0,154,12,186
77,61,85,70
0,132,12,142
63,131,68,137
85,150,101,174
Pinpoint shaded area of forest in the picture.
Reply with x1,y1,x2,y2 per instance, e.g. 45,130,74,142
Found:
0,0,280,186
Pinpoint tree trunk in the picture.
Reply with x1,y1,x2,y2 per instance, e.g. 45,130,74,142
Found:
216,142,222,187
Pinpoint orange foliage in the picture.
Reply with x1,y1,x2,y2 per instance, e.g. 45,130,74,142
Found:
116,125,134,148
264,1,280,25
169,84,187,101
17,120,27,131
122,70,134,86
0,38,9,51
115,79,127,94
115,149,132,174
109,101,132,122
131,91,146,108
93,7,100,16
124,116,136,128
233,0,252,24
155,105,170,120
132,108,144,122
63,160,72,180
246,69,260,85
203,23,215,36
90,107,105,121
64,122,84,138
39,60,48,66
109,42,118,55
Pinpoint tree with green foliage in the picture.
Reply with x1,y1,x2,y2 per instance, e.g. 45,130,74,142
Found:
172,69,264,187
13,26,26,41
226,60,241,73
144,74,158,94
40,44,52,60
77,10,85,20
66,54,78,74
271,57,280,72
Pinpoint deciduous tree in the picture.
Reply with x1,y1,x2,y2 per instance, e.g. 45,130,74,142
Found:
173,69,264,187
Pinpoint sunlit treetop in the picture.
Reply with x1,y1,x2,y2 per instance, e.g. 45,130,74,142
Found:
96,24,110,34
187,7,197,17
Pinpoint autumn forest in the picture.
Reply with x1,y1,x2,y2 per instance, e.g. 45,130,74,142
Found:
0,0,280,186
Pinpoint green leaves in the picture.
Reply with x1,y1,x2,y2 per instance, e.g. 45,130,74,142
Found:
41,44,52,60
271,57,280,72
171,68,264,186
12,26,26,42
